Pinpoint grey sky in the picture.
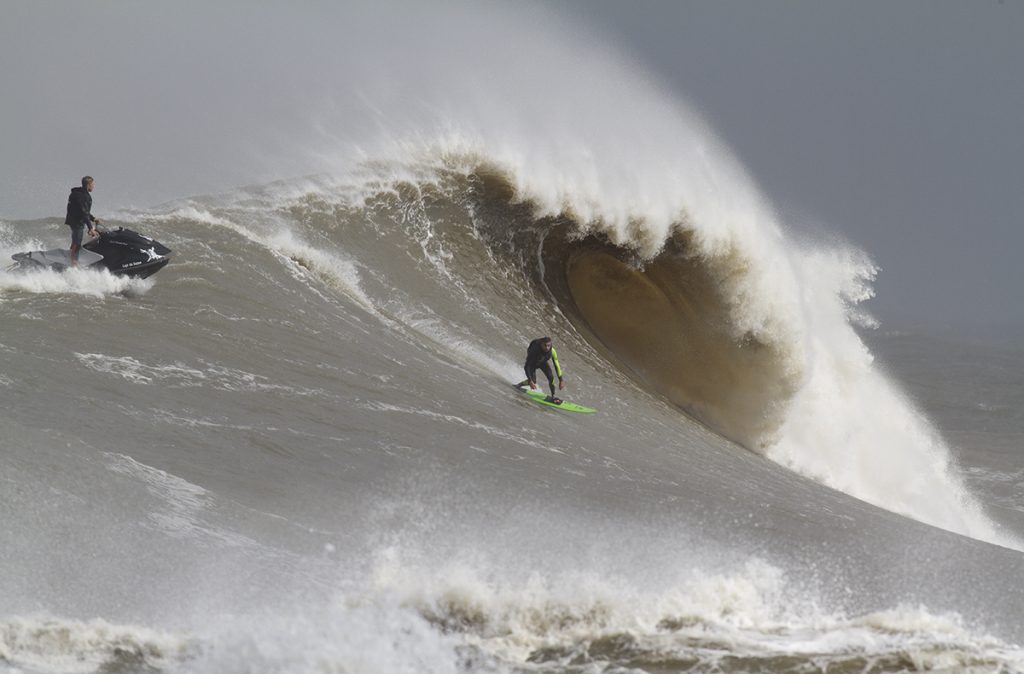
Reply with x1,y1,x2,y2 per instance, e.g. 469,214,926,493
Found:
2,1,1021,333
564,1,1024,334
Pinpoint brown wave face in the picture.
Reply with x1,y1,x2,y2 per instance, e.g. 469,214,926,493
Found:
547,235,798,449
468,167,799,450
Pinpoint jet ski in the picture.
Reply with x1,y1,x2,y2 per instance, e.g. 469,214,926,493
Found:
9,227,172,279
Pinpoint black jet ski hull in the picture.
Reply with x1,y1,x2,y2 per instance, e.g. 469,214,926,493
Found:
9,227,172,279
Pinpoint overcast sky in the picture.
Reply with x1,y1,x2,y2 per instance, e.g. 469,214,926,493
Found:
2,1,1020,334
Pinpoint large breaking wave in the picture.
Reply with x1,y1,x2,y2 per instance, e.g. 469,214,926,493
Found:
4,5,1022,672
0,0,998,541
120,141,1005,547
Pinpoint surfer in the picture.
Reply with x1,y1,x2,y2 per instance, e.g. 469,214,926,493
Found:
517,336,565,404
65,176,102,266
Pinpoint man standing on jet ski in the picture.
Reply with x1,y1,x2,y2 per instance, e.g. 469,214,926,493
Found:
65,176,102,266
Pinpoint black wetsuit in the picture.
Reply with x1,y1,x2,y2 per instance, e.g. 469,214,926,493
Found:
523,338,563,397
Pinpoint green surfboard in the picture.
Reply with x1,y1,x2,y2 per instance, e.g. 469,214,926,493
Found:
516,386,596,414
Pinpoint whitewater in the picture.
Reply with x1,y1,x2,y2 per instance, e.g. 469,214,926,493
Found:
3,2,1024,673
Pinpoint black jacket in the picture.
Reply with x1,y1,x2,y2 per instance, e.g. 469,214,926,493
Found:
64,186,96,227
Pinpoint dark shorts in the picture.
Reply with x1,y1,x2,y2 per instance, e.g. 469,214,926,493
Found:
68,224,85,247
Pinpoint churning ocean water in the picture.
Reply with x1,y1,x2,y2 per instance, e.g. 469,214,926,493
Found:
3,4,1024,674
3,146,1024,673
